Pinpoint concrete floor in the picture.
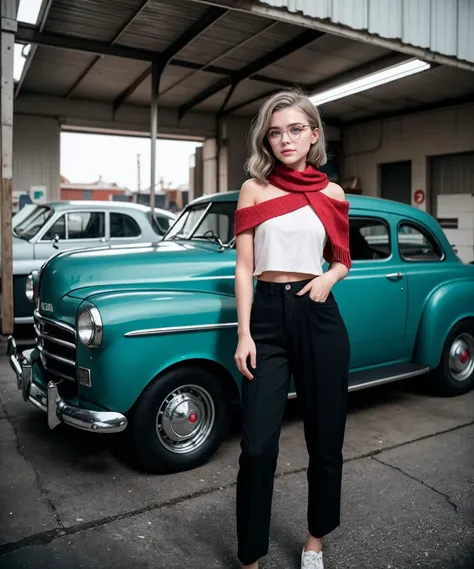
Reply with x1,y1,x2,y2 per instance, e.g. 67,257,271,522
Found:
0,351,473,569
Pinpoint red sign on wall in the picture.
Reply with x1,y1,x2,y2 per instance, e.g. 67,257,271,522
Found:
413,189,425,205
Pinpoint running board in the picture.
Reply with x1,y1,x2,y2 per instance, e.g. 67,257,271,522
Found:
348,362,430,392
287,362,429,399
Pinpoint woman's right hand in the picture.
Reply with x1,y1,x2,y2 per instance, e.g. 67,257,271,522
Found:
235,333,257,380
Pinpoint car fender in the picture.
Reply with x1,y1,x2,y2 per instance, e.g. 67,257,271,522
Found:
415,279,474,368
76,289,239,414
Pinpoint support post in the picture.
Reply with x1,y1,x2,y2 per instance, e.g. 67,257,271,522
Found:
149,62,162,212
1,0,16,336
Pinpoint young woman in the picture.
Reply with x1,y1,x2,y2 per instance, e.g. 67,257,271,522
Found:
233,89,352,569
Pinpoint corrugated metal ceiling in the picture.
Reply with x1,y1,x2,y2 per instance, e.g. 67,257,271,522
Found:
258,0,474,64
15,0,474,124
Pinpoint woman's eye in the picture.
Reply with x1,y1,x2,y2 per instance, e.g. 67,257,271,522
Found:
269,131,280,138
291,127,303,134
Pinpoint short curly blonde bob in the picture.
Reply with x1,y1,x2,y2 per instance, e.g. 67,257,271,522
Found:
246,89,327,183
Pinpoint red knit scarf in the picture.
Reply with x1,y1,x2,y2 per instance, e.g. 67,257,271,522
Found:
234,163,352,269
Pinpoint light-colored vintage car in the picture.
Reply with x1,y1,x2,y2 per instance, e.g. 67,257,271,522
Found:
2,201,176,336
8,191,474,474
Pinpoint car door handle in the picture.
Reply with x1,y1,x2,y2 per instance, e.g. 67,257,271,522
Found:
386,272,403,281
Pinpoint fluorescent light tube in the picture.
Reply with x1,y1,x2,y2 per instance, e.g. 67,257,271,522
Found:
17,0,43,25
310,59,431,106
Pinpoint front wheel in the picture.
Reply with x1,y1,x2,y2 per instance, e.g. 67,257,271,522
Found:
127,366,231,473
431,322,474,396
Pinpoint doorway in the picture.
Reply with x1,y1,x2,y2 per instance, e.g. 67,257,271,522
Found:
380,161,412,204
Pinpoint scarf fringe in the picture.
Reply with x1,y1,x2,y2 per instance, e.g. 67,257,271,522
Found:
325,243,352,269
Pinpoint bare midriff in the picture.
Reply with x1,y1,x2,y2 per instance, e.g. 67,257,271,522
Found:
257,270,319,283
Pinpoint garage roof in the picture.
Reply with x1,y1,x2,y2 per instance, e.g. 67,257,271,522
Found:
15,0,474,125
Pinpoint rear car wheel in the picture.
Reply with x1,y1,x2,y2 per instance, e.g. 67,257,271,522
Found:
431,321,474,396
127,366,231,473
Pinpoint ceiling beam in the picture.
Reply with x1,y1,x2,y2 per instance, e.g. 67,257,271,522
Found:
15,21,305,103
168,58,299,87
224,53,413,115
16,23,159,62
113,6,228,112
178,29,325,119
65,0,155,99
158,21,278,99
14,0,53,98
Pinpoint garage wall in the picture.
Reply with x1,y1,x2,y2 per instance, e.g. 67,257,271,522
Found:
342,102,474,211
13,115,61,202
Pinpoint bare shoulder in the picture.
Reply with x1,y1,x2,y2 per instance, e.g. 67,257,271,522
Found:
325,182,346,202
238,178,264,208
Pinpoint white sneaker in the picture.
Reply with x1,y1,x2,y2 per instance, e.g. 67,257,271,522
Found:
301,548,324,569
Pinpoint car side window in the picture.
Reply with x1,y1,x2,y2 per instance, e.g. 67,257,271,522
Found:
398,223,443,261
349,217,390,260
68,212,105,240
110,213,141,238
43,214,66,240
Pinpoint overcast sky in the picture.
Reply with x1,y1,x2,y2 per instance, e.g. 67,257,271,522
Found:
60,133,202,192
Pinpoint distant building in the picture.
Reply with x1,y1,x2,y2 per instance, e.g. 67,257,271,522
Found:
129,180,189,212
60,175,130,201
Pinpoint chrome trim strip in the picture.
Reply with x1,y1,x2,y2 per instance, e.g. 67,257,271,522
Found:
124,321,238,338
35,324,75,349
286,368,430,398
38,344,75,366
14,316,34,324
348,366,430,392
34,310,76,336
43,362,76,383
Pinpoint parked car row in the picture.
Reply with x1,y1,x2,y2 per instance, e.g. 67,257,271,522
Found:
2,201,176,339
7,192,474,474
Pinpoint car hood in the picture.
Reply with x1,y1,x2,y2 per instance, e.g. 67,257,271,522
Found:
38,240,235,307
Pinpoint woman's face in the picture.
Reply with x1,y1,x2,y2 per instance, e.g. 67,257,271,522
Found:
267,106,319,171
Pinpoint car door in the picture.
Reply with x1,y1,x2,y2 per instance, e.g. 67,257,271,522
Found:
334,211,408,369
34,210,106,259
393,216,447,357
33,212,71,259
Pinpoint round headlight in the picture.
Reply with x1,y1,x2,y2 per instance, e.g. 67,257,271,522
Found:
26,270,40,304
25,274,34,302
77,305,103,348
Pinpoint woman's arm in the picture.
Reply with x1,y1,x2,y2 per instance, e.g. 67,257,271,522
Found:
325,182,350,283
234,180,258,380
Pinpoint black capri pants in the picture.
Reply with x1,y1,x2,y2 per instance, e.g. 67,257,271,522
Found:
236,279,350,565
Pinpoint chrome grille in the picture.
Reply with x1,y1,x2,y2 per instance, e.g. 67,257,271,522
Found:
34,311,76,384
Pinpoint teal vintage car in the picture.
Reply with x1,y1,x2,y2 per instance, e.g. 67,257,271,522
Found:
8,191,474,473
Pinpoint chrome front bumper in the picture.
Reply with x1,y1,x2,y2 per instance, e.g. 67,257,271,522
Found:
7,336,127,434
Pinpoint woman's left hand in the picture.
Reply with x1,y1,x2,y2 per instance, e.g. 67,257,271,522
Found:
296,273,336,303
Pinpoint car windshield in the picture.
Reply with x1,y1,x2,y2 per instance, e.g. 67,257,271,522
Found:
164,201,237,245
13,205,54,240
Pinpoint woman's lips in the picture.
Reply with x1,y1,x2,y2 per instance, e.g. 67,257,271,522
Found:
281,149,295,155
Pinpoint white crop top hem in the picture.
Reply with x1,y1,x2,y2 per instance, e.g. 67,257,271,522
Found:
253,266,324,277
253,205,327,277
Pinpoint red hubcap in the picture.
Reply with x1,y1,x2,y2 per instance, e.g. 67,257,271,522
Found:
188,413,198,423
460,350,470,365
